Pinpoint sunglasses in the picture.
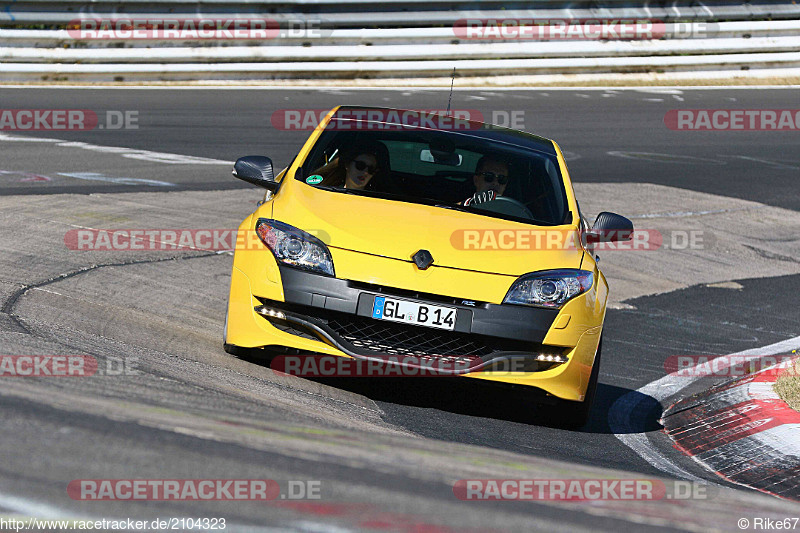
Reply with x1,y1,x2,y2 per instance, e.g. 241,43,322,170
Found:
477,171,508,185
353,160,377,174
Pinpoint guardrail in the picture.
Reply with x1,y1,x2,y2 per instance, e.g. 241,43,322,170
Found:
1,0,799,82
4,6,800,26
3,0,800,25
4,21,800,46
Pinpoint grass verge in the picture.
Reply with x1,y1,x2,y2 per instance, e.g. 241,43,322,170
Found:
775,354,800,412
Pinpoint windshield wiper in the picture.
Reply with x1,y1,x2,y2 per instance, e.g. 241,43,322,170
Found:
434,203,472,213
313,185,362,195
436,202,560,226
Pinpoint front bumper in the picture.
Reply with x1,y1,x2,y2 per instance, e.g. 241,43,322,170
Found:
227,263,603,401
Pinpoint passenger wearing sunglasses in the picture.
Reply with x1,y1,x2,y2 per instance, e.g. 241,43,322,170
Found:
317,140,388,191
345,154,378,190
463,156,509,206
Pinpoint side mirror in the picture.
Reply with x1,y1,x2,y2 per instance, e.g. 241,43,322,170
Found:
585,211,634,243
233,156,279,191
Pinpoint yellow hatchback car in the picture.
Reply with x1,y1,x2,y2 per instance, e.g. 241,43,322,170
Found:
224,106,632,427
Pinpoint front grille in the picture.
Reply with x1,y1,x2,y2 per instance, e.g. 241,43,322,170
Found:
256,298,566,371
326,315,494,358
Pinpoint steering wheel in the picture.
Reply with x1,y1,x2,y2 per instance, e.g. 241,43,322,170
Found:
475,196,535,219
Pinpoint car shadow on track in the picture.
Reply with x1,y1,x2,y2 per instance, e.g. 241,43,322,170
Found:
235,350,663,433
311,378,662,434
588,383,663,434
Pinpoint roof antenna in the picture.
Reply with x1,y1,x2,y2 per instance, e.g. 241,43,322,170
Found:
446,67,456,116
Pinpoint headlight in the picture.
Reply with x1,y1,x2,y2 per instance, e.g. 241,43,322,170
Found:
503,269,593,308
255,219,334,276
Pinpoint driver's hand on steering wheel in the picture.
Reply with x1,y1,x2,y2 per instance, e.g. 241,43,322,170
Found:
463,190,496,207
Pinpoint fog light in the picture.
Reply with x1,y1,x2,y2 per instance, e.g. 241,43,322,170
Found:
535,353,568,364
255,306,285,320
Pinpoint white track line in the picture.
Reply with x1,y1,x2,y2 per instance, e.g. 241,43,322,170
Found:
0,490,73,519
609,335,800,481
0,133,230,165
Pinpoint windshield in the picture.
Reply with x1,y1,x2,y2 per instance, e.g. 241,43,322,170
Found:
298,121,571,226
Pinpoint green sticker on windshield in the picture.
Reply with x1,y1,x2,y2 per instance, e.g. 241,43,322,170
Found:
306,175,323,185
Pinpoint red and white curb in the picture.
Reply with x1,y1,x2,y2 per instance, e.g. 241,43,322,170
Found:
661,357,800,499
609,336,800,483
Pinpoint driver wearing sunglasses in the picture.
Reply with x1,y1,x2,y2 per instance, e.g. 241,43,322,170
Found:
463,156,509,206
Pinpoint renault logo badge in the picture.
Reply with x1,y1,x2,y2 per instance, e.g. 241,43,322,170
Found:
412,249,434,270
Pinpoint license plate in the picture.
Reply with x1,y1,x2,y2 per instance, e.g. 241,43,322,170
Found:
371,296,456,331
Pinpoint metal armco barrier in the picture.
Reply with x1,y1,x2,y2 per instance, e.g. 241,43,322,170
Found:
0,0,798,81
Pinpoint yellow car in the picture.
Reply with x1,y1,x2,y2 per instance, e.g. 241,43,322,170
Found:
224,106,632,427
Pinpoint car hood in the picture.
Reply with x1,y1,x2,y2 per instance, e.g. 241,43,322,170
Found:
272,185,584,277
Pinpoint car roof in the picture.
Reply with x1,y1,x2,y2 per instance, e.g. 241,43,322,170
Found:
330,106,557,157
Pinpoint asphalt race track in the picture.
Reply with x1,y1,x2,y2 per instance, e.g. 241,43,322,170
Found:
1,86,799,532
